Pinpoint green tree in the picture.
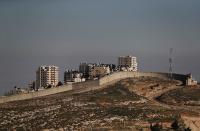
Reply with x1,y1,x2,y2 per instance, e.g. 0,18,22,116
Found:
57,81,63,87
150,123,162,131
184,127,191,131
171,119,179,130
46,84,52,89
14,86,17,90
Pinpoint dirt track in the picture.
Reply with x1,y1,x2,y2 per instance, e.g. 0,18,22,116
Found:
121,78,200,131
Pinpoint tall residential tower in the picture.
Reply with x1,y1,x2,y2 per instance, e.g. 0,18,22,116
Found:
36,65,59,89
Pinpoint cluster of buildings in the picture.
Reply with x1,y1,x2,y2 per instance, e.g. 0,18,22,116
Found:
35,55,138,89
5,54,199,96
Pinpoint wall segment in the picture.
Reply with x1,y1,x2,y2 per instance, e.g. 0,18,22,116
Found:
0,72,187,104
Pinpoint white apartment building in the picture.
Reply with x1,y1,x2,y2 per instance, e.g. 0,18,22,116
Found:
36,65,59,89
118,55,138,71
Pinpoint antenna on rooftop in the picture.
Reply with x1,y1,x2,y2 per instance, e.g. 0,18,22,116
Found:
169,48,173,80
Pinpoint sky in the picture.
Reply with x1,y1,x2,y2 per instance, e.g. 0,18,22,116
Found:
0,0,200,95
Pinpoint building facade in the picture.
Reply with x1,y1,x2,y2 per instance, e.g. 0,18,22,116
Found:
186,74,198,86
36,65,59,89
28,81,36,90
89,65,111,78
118,55,138,71
79,63,97,78
99,64,116,72
64,70,85,83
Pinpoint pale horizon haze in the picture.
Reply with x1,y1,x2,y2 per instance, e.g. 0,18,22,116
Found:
0,0,200,95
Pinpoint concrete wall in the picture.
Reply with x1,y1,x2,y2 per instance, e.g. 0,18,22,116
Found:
99,71,137,85
0,84,72,104
99,71,187,86
72,80,99,90
0,71,188,104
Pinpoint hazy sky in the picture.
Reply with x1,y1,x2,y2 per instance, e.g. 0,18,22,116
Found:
0,0,200,95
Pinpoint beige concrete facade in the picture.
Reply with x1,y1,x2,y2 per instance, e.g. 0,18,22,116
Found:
36,65,59,88
89,66,110,78
186,74,198,86
118,55,138,71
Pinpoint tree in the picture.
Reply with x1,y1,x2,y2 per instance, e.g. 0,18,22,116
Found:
32,81,36,90
46,84,52,89
14,86,17,90
171,119,179,130
57,81,63,87
150,123,162,131
184,127,191,131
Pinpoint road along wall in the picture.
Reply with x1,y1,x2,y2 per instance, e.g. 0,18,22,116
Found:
0,71,188,104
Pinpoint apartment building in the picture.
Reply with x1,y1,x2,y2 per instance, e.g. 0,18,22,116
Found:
89,65,110,78
118,55,138,71
79,63,97,78
64,70,85,83
36,65,59,89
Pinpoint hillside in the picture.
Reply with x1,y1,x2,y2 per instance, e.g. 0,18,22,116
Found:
158,87,200,106
0,77,198,130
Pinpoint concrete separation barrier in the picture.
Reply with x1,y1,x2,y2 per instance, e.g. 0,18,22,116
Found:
99,71,187,85
0,71,188,104
0,84,72,104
